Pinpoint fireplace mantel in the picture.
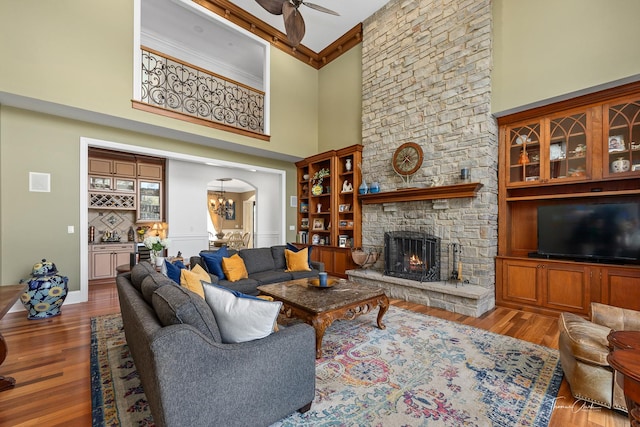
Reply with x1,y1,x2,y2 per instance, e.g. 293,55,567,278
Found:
359,182,483,205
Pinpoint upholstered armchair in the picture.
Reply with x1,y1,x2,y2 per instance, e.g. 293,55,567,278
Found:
558,302,640,412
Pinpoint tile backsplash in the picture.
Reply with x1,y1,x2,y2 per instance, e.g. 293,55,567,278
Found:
88,209,137,242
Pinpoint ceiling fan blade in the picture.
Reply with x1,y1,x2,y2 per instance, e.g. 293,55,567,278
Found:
282,2,305,46
254,0,286,15
302,2,340,16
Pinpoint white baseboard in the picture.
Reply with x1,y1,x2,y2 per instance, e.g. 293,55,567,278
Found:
8,289,87,314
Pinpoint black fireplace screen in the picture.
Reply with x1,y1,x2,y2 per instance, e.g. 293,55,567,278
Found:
384,231,440,282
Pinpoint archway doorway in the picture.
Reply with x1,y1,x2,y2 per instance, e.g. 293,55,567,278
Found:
207,178,255,249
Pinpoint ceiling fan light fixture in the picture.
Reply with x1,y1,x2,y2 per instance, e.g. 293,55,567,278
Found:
254,0,339,47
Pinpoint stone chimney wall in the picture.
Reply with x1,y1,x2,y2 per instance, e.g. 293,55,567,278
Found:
360,0,498,290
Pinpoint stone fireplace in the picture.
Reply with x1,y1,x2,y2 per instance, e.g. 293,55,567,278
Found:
347,0,498,317
384,231,440,282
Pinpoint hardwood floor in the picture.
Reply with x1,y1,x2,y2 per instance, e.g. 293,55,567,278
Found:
0,283,628,427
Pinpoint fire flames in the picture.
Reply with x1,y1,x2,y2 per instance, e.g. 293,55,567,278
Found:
409,254,425,270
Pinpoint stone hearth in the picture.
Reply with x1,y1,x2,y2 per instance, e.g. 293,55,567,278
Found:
347,269,494,318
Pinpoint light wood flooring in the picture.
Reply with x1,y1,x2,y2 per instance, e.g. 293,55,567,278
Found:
0,282,629,427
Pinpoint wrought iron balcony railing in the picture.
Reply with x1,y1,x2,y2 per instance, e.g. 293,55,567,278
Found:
140,47,265,135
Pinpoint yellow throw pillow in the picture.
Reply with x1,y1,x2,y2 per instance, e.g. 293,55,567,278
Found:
285,247,311,272
221,254,249,282
179,264,209,298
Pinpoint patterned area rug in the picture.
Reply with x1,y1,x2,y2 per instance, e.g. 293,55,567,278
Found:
91,307,563,427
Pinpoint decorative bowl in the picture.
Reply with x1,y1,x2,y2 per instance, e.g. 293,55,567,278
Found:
308,278,337,288
612,157,630,173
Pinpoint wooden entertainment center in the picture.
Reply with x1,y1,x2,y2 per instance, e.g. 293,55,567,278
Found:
497,82,640,317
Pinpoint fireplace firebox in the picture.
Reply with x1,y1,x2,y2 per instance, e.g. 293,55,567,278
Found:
384,231,441,282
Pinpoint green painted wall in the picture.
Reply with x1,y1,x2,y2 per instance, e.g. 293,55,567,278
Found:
492,0,640,114
0,106,297,288
318,46,363,152
0,0,320,159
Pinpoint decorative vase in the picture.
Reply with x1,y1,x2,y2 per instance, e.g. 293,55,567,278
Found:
612,157,630,173
370,182,380,193
358,180,368,195
155,255,165,268
345,159,352,171
20,259,68,320
151,250,165,267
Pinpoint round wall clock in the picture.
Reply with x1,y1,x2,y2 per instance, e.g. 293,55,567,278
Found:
392,142,424,176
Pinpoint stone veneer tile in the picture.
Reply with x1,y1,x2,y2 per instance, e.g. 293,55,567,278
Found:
359,0,498,303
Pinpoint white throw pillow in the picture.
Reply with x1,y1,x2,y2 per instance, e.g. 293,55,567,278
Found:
202,283,282,343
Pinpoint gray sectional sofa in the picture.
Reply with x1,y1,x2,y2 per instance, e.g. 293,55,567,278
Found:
116,261,316,427
190,245,324,296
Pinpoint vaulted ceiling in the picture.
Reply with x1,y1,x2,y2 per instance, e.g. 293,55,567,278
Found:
143,0,392,74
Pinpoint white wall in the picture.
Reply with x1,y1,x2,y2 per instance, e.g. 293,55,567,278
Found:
166,159,284,258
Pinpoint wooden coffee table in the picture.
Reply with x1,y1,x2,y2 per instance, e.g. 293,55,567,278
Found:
258,278,389,359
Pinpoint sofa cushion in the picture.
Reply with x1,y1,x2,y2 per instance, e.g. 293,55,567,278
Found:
165,259,186,284
200,247,229,279
202,283,281,343
179,264,210,298
248,270,292,285
222,254,249,282
218,278,260,296
130,261,157,292
285,247,312,272
152,283,222,343
141,273,175,305
286,243,313,269
289,270,320,280
271,245,287,270
239,248,275,274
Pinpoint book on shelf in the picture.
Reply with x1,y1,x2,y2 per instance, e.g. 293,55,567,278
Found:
297,230,308,244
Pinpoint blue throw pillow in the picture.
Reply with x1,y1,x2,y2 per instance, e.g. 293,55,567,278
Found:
200,247,228,280
286,243,313,269
164,260,185,284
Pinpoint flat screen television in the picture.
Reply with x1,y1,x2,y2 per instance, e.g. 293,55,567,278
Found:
536,202,640,264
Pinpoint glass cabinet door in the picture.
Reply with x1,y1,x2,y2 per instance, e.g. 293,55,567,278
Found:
605,98,640,177
89,176,112,191
507,122,542,185
138,180,162,222
548,112,589,182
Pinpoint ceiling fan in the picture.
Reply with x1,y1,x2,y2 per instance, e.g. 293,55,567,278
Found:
254,0,339,47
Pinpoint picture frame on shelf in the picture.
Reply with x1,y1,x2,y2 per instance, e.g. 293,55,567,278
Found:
338,235,348,248
300,202,309,213
301,218,309,228
339,204,351,212
312,218,325,231
609,135,626,152
311,234,320,245
632,164,640,172
339,220,348,227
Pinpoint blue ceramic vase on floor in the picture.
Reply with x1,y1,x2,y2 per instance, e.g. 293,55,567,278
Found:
20,259,69,320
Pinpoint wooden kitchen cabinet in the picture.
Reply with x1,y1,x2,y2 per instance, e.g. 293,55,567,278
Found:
137,161,163,180
89,243,134,281
89,156,136,178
